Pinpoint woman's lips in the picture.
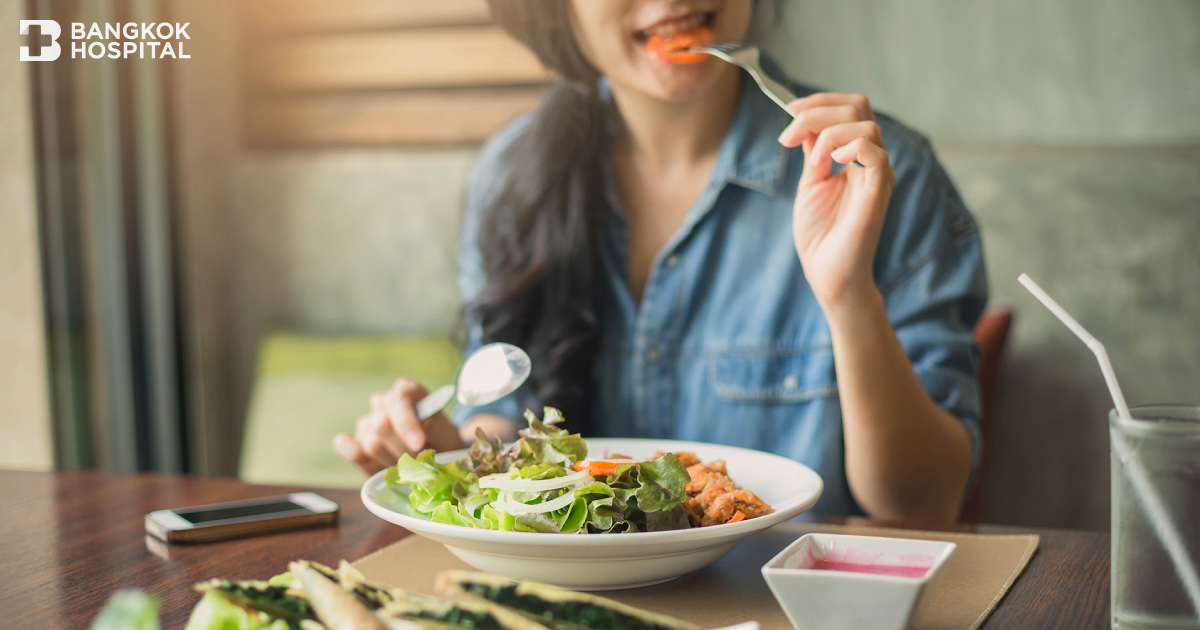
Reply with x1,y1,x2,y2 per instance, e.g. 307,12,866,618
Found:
634,12,713,42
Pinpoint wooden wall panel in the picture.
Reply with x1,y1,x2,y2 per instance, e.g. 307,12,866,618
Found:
242,0,491,33
245,89,546,146
240,0,553,148
249,27,552,92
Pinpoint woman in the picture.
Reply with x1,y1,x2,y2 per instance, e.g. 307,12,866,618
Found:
334,0,987,523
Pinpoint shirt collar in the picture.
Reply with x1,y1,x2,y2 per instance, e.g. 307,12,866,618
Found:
598,59,800,202
714,69,796,198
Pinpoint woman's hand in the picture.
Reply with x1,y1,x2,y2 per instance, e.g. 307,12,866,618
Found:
333,378,465,476
778,93,896,314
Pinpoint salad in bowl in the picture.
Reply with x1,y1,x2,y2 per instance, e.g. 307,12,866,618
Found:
383,407,770,534
362,409,822,589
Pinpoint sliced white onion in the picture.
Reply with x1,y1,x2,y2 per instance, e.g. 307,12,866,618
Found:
491,489,578,515
478,469,592,492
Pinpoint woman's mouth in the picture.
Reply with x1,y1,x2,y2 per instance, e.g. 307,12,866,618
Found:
634,12,715,42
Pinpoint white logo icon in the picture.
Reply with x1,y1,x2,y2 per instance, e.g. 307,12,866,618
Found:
20,20,61,61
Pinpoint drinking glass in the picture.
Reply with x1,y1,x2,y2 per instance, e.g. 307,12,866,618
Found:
1111,404,1200,630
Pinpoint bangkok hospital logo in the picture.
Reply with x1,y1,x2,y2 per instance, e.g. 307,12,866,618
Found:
20,19,191,61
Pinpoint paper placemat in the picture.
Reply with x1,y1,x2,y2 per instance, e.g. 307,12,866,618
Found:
354,523,1038,630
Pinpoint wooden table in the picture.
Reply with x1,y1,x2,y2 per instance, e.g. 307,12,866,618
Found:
0,470,1110,629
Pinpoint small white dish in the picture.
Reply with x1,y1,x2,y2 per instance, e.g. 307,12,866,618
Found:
761,533,955,630
362,438,823,590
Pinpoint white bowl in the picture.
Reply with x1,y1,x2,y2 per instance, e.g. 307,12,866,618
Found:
362,438,823,590
761,533,956,630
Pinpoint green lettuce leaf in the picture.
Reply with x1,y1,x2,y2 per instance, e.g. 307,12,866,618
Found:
575,455,689,533
461,487,497,516
517,408,588,466
466,427,526,477
633,453,690,513
556,497,589,533
431,502,476,528
514,512,561,533
646,504,692,531
479,504,502,529
388,450,475,516
583,497,619,532
430,501,503,529
517,463,568,480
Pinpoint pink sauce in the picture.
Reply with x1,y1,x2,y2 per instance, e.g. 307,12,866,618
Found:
809,558,931,578
787,544,935,578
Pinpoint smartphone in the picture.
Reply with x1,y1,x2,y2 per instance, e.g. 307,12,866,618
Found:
145,491,339,543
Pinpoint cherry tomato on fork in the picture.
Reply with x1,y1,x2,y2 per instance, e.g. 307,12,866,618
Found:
646,26,714,64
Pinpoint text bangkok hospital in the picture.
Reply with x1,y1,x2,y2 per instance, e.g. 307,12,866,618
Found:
21,21,191,60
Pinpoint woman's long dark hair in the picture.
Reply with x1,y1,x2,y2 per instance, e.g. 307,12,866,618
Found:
469,1,612,432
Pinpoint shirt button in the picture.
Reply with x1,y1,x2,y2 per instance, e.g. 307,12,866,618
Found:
665,254,680,268
645,348,660,362
782,375,799,390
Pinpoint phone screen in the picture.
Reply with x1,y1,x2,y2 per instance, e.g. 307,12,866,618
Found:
176,499,307,524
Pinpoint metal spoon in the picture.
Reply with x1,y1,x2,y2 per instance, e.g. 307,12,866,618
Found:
413,342,532,420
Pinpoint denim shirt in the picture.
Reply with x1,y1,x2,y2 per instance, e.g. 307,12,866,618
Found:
453,73,988,517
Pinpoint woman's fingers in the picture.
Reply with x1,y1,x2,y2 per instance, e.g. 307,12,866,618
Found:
778,104,863,149
357,411,406,461
831,137,890,170
782,93,878,155
359,434,397,470
337,377,457,477
352,413,399,467
800,120,885,186
813,120,884,155
333,432,383,476
387,379,429,452
788,93,875,122
368,391,387,413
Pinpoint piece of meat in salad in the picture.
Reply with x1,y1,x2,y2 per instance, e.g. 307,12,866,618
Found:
655,451,775,526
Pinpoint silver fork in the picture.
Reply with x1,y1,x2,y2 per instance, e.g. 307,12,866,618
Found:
691,41,864,167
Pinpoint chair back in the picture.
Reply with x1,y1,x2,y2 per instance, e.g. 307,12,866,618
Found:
960,307,1014,522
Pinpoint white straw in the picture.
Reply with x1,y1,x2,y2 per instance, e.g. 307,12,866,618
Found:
1018,273,1200,616
1017,274,1131,420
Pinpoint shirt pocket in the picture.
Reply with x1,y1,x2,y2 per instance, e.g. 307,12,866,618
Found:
708,346,838,403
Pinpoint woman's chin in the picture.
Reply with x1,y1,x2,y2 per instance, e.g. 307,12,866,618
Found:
643,62,725,102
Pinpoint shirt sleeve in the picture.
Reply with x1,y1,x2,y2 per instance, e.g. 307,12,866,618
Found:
874,124,989,494
450,117,532,431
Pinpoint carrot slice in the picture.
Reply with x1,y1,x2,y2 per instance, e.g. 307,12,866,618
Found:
572,460,620,475
728,510,748,524
571,459,640,475
646,26,714,65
